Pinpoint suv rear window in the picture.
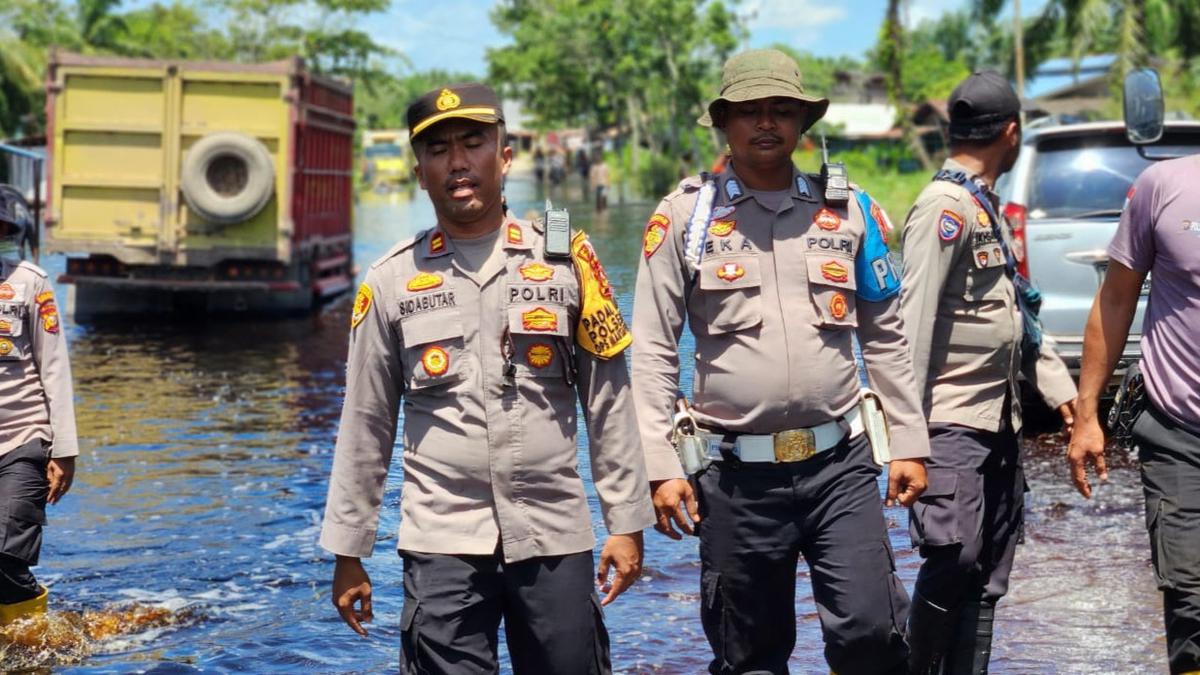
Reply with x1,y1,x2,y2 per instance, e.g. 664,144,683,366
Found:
1027,130,1200,219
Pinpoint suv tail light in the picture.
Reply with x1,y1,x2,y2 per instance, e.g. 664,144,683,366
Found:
1003,202,1030,278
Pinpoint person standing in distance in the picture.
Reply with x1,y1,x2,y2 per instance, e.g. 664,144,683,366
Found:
1068,150,1200,673
320,83,654,674
899,71,1077,674
632,49,930,675
0,189,78,626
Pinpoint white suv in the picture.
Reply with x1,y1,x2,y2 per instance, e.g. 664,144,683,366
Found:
995,119,1200,380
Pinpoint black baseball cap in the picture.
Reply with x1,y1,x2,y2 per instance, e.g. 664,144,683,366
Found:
948,70,1021,141
407,83,504,140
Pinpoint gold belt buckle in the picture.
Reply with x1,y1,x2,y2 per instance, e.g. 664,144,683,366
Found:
774,429,817,462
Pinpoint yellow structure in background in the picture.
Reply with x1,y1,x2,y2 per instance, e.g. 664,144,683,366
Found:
46,54,290,265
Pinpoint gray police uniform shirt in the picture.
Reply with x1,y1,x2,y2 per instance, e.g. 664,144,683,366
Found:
319,217,655,563
633,166,932,482
899,158,1076,432
0,258,78,459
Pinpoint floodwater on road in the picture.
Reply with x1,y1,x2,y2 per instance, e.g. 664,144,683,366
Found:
1,166,1165,673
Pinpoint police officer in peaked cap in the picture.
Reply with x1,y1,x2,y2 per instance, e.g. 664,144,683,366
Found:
319,82,655,673
632,49,931,674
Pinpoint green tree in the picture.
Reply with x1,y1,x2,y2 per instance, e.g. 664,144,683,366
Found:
488,0,744,178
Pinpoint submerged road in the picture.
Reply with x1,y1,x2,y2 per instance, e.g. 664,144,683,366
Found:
1,166,1164,672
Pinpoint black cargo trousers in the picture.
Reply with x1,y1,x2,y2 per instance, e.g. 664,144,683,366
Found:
398,549,611,675
693,433,909,675
0,439,50,605
1135,400,1200,674
906,419,1024,675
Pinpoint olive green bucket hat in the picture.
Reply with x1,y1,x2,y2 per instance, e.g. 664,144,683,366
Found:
699,48,830,134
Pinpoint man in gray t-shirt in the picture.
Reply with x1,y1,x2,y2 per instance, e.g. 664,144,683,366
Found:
1069,154,1200,672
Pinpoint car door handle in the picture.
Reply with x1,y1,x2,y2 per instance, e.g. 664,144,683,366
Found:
1063,249,1110,265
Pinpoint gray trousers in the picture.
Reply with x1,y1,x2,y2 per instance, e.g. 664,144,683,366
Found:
0,439,49,605
399,549,611,675
694,434,909,675
1136,400,1200,674
909,422,1024,609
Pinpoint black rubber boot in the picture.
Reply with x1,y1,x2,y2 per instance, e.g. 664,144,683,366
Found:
906,592,955,675
943,600,995,675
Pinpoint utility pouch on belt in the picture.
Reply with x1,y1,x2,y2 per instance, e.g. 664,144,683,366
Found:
672,399,711,476
1107,361,1146,448
859,388,891,466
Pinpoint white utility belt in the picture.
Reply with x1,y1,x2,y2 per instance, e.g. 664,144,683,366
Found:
699,407,864,464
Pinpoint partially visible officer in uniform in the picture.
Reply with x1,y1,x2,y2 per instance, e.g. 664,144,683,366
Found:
1068,151,1200,672
319,83,655,674
633,49,931,675
0,189,78,626
899,71,1077,674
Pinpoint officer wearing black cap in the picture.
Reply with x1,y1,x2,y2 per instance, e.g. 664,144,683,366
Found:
898,71,1077,673
897,70,1075,667
321,82,653,674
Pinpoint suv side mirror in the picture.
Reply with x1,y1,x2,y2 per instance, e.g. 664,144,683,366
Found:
1123,68,1164,145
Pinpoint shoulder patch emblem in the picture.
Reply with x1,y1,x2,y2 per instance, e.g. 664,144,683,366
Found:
351,283,373,328
526,343,554,369
407,272,443,292
35,290,54,305
829,292,848,320
938,210,965,241
519,262,555,282
821,261,849,283
507,223,524,245
716,262,745,283
421,346,450,376
814,208,841,231
708,219,736,237
429,232,446,254
40,304,59,334
643,213,669,259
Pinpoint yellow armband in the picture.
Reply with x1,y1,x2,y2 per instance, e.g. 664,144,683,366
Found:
571,231,631,359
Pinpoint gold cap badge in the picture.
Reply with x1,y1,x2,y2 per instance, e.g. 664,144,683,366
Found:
435,88,462,112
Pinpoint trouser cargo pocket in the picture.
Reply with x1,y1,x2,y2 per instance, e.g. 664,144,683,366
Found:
910,469,961,550
1,498,47,566
400,597,421,674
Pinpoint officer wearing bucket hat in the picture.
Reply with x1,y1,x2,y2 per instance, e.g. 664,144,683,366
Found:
0,188,78,627
320,82,654,674
633,49,931,674
899,71,1076,674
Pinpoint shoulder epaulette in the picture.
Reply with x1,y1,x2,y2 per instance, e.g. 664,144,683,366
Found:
17,260,48,278
370,229,427,269
663,175,704,202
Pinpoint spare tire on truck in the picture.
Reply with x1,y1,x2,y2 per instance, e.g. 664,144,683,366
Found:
181,131,275,224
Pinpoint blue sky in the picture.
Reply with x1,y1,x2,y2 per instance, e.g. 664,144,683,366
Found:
370,0,1047,76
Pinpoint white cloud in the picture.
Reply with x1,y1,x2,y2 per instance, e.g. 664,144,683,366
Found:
744,0,849,30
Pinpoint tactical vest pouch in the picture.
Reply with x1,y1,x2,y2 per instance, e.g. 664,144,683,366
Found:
1107,361,1146,448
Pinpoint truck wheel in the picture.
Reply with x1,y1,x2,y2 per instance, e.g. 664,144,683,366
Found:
181,132,275,225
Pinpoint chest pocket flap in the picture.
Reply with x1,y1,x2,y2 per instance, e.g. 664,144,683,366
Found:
400,311,466,389
697,254,763,334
